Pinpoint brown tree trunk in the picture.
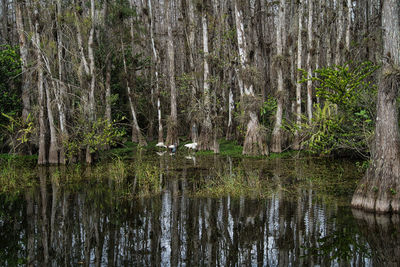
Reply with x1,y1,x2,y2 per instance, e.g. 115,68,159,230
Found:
293,0,303,150
271,0,285,153
234,0,268,156
352,0,400,213
198,7,213,151
33,3,47,165
15,0,31,122
165,0,178,146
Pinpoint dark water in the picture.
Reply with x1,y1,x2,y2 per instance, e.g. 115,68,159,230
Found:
1,155,400,266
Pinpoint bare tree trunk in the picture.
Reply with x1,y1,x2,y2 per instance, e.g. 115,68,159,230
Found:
33,2,47,165
148,0,164,144
306,0,313,123
199,8,213,151
1,0,9,43
165,0,178,146
105,57,112,123
271,0,285,153
293,0,303,150
45,80,59,164
352,0,400,213
121,41,147,146
325,0,332,66
335,0,344,66
187,0,198,143
345,0,352,54
88,0,96,122
15,0,31,122
56,0,67,163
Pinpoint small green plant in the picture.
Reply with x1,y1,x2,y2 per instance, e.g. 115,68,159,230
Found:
0,113,34,153
390,188,397,195
294,61,379,157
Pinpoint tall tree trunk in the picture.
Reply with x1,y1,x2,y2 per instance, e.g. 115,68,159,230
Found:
293,0,303,150
199,8,213,151
1,0,9,43
56,0,67,163
187,0,198,143
306,0,313,122
165,0,178,146
345,0,352,55
352,0,400,213
45,80,59,164
33,2,47,165
234,0,268,156
15,0,31,122
148,0,164,144
335,0,344,66
121,41,147,146
271,0,285,153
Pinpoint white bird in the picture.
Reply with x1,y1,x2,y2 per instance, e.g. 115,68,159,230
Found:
168,143,177,153
185,155,196,165
184,142,198,150
155,142,167,148
156,151,167,156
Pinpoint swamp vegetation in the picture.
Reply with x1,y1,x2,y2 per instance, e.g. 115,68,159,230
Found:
2,150,399,266
1,0,400,264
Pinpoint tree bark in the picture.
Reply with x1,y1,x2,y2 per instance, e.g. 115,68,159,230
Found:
165,0,178,146
121,41,147,146
293,0,303,150
148,0,164,144
271,0,285,153
198,7,213,151
335,0,344,66
33,2,47,165
306,0,313,123
15,0,31,122
234,0,268,156
352,0,400,213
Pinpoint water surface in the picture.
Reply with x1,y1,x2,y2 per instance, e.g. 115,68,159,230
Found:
1,154,399,266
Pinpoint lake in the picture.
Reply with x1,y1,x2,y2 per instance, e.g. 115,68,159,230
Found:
1,153,399,266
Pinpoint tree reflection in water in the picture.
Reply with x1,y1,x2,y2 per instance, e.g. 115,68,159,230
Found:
0,156,383,266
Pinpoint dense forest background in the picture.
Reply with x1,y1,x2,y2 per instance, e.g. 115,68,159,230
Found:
0,0,388,164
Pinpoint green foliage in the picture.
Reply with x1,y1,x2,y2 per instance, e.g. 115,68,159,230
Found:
0,113,34,153
297,62,378,157
0,45,22,118
65,118,126,161
260,97,277,131
0,45,22,151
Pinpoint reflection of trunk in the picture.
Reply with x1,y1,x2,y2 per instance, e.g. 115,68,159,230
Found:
26,190,35,266
351,0,400,213
352,210,400,265
160,190,171,266
39,168,49,265
171,179,179,266
50,167,59,245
